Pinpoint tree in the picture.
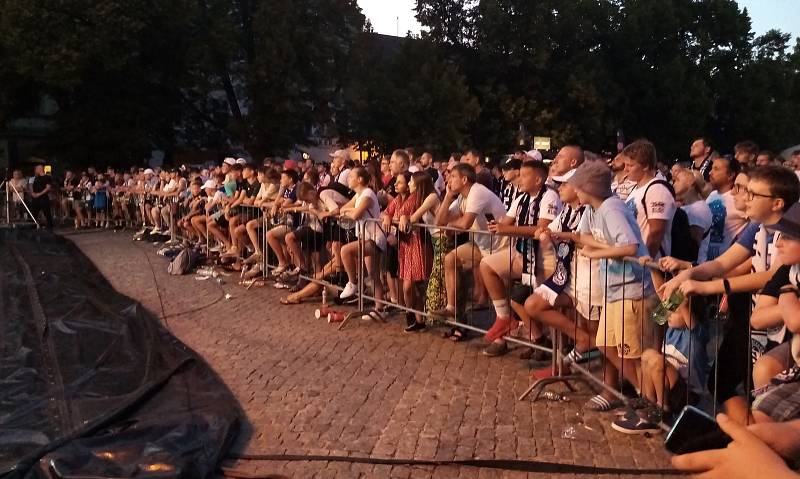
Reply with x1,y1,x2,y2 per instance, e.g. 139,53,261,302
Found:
339,34,479,157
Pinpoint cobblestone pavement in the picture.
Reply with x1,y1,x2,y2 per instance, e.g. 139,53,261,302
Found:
65,230,674,478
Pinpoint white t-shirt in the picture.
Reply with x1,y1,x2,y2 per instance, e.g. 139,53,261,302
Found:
449,183,509,255
611,175,637,201
506,188,561,225
625,178,676,258
335,168,351,186
354,188,385,250
162,178,179,193
705,190,748,262
681,200,713,263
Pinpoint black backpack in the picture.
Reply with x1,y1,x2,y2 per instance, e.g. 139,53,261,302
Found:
641,180,697,263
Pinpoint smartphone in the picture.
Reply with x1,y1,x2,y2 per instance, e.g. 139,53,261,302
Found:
664,406,732,455
485,213,495,222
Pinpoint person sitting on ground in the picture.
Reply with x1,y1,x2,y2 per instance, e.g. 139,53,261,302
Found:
479,160,562,357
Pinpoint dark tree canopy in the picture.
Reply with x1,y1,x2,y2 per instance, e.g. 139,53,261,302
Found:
0,0,798,166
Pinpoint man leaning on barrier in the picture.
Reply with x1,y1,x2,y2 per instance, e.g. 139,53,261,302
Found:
430,163,508,334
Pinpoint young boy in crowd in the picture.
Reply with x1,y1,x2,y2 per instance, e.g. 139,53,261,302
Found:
569,161,657,411
479,160,561,357
750,203,800,424
661,165,800,424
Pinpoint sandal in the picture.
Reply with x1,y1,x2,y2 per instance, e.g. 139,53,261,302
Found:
442,327,468,342
280,296,301,305
584,394,623,412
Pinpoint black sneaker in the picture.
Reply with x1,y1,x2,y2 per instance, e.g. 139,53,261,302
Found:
482,341,509,357
404,322,426,333
611,409,662,435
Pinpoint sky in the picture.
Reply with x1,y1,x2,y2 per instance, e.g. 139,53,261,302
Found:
358,0,800,40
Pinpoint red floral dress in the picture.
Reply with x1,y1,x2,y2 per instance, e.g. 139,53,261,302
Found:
385,195,432,281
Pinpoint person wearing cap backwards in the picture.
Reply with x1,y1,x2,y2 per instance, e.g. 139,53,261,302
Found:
329,149,351,186
568,161,656,412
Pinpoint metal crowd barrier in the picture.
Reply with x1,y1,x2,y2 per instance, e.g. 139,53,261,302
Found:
151,191,776,430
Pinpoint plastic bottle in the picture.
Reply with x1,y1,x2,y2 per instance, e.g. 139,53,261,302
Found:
650,290,684,325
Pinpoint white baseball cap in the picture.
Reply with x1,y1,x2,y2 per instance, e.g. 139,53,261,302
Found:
143,168,155,175
328,149,349,160
202,180,217,190
223,157,236,166
552,169,576,183
236,158,247,165
526,150,543,161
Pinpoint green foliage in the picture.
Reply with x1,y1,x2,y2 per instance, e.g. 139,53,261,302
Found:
0,0,798,165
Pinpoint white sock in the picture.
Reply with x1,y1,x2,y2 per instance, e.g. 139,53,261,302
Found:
493,299,511,318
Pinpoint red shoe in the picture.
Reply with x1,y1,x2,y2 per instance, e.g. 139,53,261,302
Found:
484,316,518,342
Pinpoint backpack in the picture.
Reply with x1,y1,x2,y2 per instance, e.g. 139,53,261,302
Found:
641,180,697,263
320,181,355,199
167,248,200,275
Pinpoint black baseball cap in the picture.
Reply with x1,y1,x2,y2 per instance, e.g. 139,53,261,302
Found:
767,202,800,239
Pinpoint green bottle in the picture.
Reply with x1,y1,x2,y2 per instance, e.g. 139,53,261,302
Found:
650,290,684,325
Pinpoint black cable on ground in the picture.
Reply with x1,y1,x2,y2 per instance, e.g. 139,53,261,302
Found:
222,453,683,476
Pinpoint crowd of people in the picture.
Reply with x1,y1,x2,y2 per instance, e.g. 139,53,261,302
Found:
8,142,800,477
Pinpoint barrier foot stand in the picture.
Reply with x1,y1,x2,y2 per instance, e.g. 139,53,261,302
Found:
518,373,593,402
337,308,386,331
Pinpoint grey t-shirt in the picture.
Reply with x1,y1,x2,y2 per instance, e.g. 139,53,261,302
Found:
578,196,653,302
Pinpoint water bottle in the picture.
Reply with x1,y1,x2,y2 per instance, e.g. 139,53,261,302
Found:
322,287,328,306
650,290,684,325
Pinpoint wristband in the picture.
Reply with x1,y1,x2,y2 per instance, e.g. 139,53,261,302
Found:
722,279,732,296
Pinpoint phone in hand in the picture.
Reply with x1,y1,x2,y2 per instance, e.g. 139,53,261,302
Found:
485,213,495,222
664,406,732,455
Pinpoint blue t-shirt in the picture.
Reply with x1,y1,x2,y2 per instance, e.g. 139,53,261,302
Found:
283,184,300,226
93,188,108,209
578,196,653,302
664,322,709,395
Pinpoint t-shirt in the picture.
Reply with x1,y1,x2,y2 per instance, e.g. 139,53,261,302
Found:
681,200,713,263
32,174,53,196
449,183,509,255
578,196,653,302
625,178,676,258
244,179,260,199
501,181,523,210
354,188,386,250
319,188,348,212
9,178,27,201
506,188,561,225
475,168,495,192
335,168,351,187
611,176,637,201
663,322,710,395
705,190,748,261
736,222,786,348
761,264,792,297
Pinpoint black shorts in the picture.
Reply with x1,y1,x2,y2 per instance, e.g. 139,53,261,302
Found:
385,244,399,278
294,226,325,252
324,223,356,244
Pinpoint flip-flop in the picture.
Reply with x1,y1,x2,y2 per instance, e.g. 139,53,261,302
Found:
584,394,623,412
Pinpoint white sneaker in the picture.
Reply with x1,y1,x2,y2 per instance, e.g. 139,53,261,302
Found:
151,227,162,235
340,281,358,299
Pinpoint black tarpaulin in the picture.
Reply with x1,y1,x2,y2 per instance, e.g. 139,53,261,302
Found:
0,229,241,478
